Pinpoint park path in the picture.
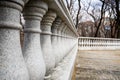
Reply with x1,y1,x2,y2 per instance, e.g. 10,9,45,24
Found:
76,50,120,80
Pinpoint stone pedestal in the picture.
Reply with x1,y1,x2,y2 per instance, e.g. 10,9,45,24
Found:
23,0,48,80
0,0,29,80
41,10,56,75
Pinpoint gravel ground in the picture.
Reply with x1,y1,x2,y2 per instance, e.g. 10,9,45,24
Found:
76,50,120,80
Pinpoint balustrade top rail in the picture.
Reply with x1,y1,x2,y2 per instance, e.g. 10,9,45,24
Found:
79,37,120,40
78,37,120,50
44,0,78,37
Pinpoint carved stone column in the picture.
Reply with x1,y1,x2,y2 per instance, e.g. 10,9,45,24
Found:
61,24,67,56
23,0,48,80
41,10,56,75
71,32,76,47
67,29,73,48
51,17,61,65
63,26,68,54
0,0,29,80
57,22,65,60
64,27,71,53
55,19,68,63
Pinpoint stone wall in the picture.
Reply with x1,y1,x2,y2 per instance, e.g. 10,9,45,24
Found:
0,0,78,80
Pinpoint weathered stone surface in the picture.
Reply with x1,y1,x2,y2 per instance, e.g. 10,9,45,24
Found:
57,22,66,60
45,45,78,80
51,17,62,65
0,0,78,80
0,0,29,80
41,10,57,75
23,0,48,80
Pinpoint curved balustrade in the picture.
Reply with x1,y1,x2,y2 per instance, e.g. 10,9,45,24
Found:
78,37,120,50
0,0,78,80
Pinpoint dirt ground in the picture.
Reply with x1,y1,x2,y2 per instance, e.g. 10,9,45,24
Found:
76,50,120,80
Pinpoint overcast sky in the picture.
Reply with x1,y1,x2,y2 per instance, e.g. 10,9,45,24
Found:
80,0,102,22
64,0,102,22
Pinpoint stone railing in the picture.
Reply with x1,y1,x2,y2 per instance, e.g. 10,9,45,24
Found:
78,37,120,50
0,0,78,80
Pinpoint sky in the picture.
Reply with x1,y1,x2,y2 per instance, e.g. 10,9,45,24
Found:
64,0,103,22
80,0,102,22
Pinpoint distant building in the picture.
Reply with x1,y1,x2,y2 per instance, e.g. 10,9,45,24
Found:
78,17,112,38
77,21,95,37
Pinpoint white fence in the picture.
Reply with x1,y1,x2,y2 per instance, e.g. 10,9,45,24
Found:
78,37,120,50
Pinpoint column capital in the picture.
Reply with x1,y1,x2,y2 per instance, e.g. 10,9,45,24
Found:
61,23,66,31
41,10,57,35
0,0,29,11
23,0,48,21
23,0,48,33
61,24,67,36
58,22,64,31
41,10,57,25
52,17,62,34
0,0,28,30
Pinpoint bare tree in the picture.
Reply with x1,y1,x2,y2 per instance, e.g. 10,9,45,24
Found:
65,0,77,14
83,1,98,30
107,7,116,38
114,0,120,38
66,0,70,10
94,0,106,37
102,0,120,38
76,0,81,28
83,0,107,37
65,0,82,29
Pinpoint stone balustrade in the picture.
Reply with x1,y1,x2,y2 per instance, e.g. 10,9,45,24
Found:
78,37,120,50
0,0,78,80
